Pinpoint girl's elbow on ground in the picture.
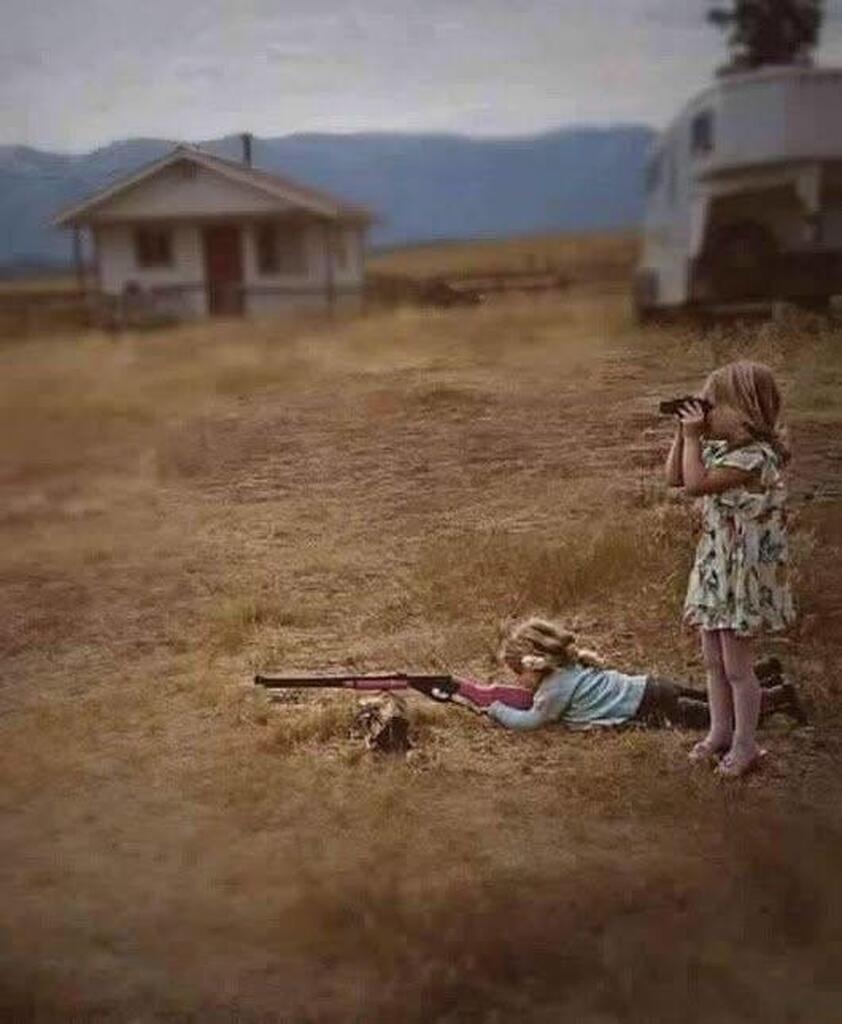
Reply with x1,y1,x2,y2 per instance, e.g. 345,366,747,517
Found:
499,716,544,731
513,717,547,731
489,705,547,730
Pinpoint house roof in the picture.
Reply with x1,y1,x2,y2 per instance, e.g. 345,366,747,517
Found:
53,144,374,228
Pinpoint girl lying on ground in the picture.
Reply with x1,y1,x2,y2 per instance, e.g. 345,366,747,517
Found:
455,616,805,734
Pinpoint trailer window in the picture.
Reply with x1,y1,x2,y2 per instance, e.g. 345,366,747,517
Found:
691,110,714,156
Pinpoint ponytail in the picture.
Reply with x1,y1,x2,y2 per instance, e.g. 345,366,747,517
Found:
502,616,605,673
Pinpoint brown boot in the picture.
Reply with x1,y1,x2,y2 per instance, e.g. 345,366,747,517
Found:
755,656,783,685
762,681,809,726
778,681,809,726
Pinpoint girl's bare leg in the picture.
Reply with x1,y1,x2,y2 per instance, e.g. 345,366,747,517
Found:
718,630,763,775
689,629,734,762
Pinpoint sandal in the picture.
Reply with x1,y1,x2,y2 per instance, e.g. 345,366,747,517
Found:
688,739,729,764
715,747,768,778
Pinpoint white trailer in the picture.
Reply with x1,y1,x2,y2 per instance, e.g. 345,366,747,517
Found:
634,65,842,316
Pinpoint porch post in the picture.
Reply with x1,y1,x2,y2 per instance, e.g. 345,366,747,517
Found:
72,225,85,294
323,221,336,316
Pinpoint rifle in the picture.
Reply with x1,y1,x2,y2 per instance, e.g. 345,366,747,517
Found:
253,672,534,709
254,671,459,703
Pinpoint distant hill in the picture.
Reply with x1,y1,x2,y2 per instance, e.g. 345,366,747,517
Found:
0,126,654,270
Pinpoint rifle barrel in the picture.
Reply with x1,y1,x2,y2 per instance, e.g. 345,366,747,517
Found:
254,672,454,693
254,672,410,690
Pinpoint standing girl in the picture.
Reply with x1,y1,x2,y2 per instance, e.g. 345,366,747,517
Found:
665,360,796,777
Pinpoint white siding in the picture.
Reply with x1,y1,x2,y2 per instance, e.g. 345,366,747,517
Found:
693,79,789,174
785,73,842,157
310,222,365,288
242,221,365,307
96,222,207,316
639,126,695,305
90,163,293,221
242,221,326,290
333,225,365,287
247,292,363,318
686,69,842,179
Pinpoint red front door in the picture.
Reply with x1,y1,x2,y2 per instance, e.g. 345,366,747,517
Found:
202,225,244,316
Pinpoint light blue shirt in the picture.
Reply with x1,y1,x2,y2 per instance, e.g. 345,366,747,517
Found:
487,664,647,731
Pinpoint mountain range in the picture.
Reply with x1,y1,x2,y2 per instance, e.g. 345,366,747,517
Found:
0,125,655,271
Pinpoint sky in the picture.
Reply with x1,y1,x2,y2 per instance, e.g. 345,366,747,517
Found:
3,0,842,153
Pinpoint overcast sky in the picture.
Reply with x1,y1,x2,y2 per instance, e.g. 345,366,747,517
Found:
3,0,842,152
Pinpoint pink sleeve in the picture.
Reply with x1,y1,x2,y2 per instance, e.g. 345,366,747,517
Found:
456,678,534,710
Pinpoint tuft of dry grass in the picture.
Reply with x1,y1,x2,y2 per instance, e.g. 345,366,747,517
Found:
259,698,355,754
209,594,301,654
408,503,694,627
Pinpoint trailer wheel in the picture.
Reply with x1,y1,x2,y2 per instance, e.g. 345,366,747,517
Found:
705,224,777,301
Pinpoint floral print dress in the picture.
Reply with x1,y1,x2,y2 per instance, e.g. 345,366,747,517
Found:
684,440,795,636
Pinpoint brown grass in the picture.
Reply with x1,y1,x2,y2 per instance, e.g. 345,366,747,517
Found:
0,273,80,294
1,237,841,1022
369,230,640,287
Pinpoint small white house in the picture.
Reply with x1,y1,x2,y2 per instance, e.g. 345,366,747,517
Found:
53,141,374,319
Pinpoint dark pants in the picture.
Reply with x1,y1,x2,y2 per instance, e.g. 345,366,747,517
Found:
631,677,793,730
632,678,711,729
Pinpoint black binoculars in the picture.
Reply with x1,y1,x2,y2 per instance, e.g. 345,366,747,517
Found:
658,396,712,416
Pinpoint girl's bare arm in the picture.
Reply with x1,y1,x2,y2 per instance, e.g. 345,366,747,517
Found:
679,403,754,496
664,424,684,486
680,435,753,495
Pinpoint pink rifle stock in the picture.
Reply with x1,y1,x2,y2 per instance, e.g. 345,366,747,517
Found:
455,678,534,710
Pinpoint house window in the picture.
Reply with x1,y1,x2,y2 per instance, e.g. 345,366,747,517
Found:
691,110,714,156
134,227,173,268
256,224,307,275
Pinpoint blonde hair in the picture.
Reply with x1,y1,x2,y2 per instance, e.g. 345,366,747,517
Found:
703,360,790,463
499,616,604,675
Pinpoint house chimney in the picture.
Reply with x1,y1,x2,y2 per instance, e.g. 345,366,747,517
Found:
241,132,253,167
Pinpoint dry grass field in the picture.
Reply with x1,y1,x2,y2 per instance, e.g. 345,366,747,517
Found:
369,230,639,287
0,274,80,295
1,253,841,1022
